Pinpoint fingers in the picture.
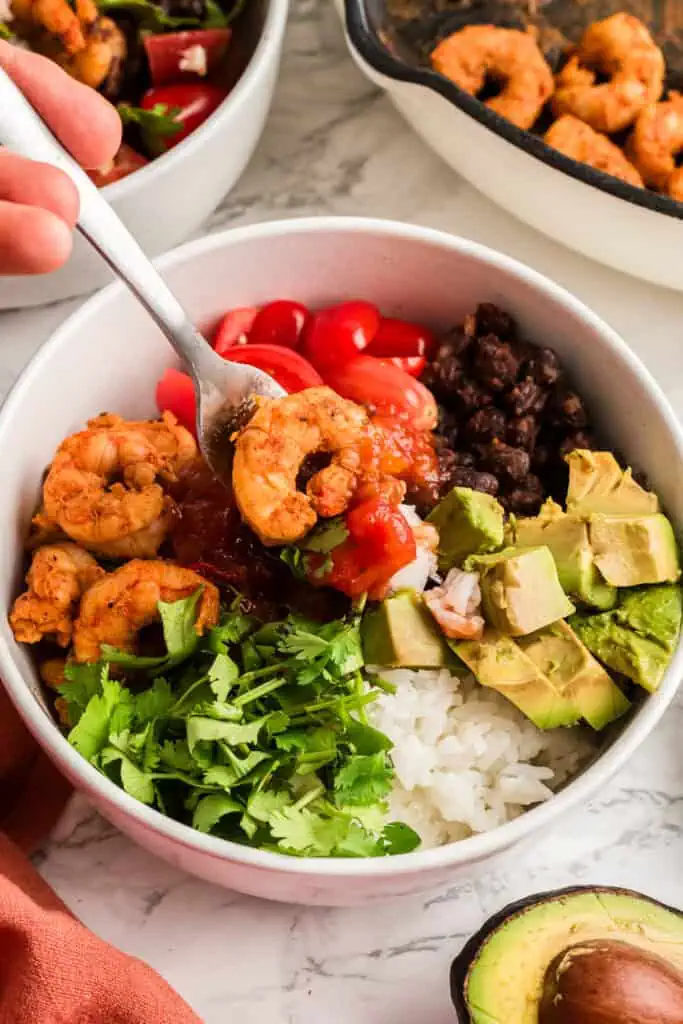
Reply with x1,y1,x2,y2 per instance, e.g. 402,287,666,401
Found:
0,41,122,169
0,201,73,275
0,151,79,227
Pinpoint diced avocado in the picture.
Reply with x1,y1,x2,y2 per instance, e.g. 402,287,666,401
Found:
570,584,682,693
589,513,681,586
518,621,630,730
616,584,683,652
515,501,616,611
565,449,659,515
427,486,504,571
455,629,580,728
361,590,452,668
469,546,575,636
571,616,670,693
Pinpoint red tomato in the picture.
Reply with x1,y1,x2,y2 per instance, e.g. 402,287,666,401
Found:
366,317,435,359
302,300,380,371
384,355,426,377
156,368,196,434
213,307,259,355
322,355,437,431
141,83,226,151
249,300,310,349
222,344,323,393
144,29,232,86
87,144,148,187
319,499,416,599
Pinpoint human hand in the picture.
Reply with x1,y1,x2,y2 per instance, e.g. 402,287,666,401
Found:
0,41,121,275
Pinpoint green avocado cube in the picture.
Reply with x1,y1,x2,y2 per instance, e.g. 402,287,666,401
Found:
565,450,659,515
455,629,580,729
589,514,681,587
469,546,575,636
361,590,452,668
427,486,504,571
571,617,670,693
616,584,683,652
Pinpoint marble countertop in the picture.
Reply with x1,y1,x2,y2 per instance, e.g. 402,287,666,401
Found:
3,1,683,1020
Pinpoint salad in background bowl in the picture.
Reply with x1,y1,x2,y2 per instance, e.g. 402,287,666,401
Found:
0,217,681,906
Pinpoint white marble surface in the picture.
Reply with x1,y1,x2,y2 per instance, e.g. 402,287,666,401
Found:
3,1,683,1020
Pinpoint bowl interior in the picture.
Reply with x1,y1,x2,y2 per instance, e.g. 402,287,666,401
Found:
345,0,683,221
2,220,682,862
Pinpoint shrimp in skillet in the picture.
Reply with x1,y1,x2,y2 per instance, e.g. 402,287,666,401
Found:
545,115,644,187
41,416,176,558
10,543,105,647
73,560,219,663
553,13,664,134
233,387,369,546
627,92,683,200
431,25,554,130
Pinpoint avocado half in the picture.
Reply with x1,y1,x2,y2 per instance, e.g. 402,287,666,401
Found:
450,886,683,1024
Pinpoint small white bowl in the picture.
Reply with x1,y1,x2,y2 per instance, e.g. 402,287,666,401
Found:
1,217,682,906
340,0,683,291
0,0,288,309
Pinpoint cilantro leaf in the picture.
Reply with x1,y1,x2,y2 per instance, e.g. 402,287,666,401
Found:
279,546,308,581
58,661,108,724
135,677,174,724
159,740,195,772
119,102,183,158
187,715,266,752
302,517,349,553
98,0,228,30
345,717,393,755
101,590,203,671
380,822,421,855
279,629,330,660
100,747,155,805
334,753,393,806
208,653,239,702
247,790,292,823
192,794,243,833
269,806,320,854
68,676,132,761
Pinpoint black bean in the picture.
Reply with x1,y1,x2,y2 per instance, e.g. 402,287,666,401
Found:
421,354,463,401
449,467,500,496
465,407,507,442
559,430,596,458
481,440,531,483
531,443,552,470
505,475,545,514
504,377,546,416
506,415,538,451
523,347,562,387
451,375,494,415
548,388,588,428
475,303,516,339
472,335,521,391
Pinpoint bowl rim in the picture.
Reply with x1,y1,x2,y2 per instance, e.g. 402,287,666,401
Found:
100,0,288,201
343,0,683,224
2,215,683,879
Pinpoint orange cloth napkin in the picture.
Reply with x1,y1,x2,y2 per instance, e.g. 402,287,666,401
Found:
0,682,202,1023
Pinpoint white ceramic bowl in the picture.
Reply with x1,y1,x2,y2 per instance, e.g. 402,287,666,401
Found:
1,217,682,906
340,0,683,292
0,0,288,309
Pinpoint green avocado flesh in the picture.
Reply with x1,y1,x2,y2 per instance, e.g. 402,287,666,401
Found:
464,889,683,1024
589,513,681,587
427,487,504,571
565,450,659,516
468,547,575,637
571,585,682,692
361,590,452,668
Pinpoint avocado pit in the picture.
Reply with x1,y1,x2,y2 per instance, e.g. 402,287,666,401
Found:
539,939,683,1024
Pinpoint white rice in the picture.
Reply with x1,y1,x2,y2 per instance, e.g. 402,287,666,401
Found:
368,667,597,849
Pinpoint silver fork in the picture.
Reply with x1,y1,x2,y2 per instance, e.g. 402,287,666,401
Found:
0,67,286,481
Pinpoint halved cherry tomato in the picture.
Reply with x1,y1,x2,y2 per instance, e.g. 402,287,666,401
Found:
87,144,148,187
366,317,435,359
213,307,259,355
321,355,437,431
141,83,226,151
249,300,310,349
144,29,232,87
302,300,380,371
384,355,426,377
156,368,196,434
317,498,416,599
222,344,323,393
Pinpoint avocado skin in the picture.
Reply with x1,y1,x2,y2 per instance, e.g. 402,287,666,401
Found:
449,886,683,1023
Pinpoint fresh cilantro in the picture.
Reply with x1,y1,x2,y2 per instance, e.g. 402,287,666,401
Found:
279,546,308,580
0,23,14,39
301,517,349,554
118,102,183,158
64,593,418,859
98,0,229,30
334,753,393,806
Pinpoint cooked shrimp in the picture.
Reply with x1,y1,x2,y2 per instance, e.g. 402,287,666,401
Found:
10,543,105,647
88,412,197,480
73,560,219,663
41,418,173,556
233,387,368,546
545,115,644,187
627,92,683,200
11,0,126,92
431,25,554,130
423,568,485,641
553,14,664,134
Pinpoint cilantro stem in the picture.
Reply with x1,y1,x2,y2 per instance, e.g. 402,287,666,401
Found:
292,785,325,811
368,676,397,695
233,677,287,706
168,674,209,714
